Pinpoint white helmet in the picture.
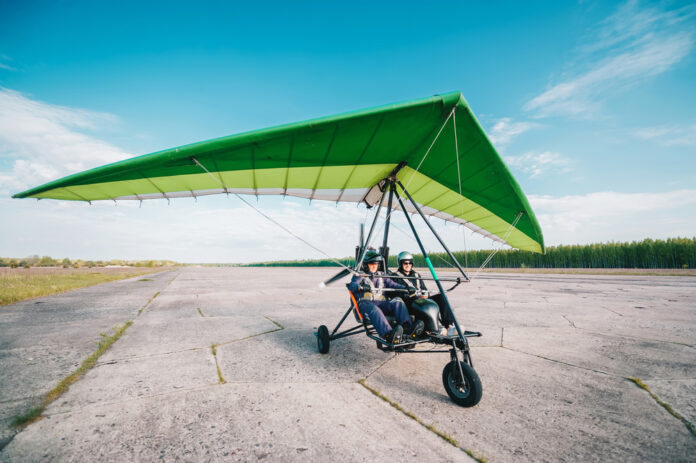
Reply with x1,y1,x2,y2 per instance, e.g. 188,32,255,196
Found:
397,251,414,265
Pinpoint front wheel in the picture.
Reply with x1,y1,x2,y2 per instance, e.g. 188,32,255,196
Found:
317,325,330,354
442,361,482,407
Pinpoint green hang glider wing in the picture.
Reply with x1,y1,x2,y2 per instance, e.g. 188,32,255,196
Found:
13,91,545,253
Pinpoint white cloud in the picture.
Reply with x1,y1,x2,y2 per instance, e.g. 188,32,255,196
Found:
504,151,572,178
0,87,487,264
525,1,695,118
3,88,692,264
0,88,130,194
0,53,15,71
634,124,696,146
529,190,696,245
488,118,541,147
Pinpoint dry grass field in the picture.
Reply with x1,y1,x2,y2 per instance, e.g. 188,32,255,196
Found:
0,267,172,306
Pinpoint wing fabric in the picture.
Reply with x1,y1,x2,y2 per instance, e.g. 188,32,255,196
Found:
13,91,545,253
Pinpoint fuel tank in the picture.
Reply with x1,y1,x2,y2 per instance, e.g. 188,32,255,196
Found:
409,298,441,333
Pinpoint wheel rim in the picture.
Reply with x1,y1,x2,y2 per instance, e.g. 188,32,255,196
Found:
448,367,470,399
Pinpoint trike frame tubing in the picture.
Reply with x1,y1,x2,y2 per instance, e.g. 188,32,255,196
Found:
354,182,388,271
330,324,368,341
380,178,395,267
392,181,468,346
330,304,357,337
396,180,470,282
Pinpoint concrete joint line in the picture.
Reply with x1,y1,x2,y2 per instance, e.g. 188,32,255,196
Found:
562,315,576,328
586,330,692,349
207,315,285,385
95,347,203,365
562,316,693,349
9,321,134,429
8,271,182,430
357,379,488,463
502,346,613,377
600,305,624,316
215,315,284,348
364,354,397,380
211,344,226,384
94,315,284,366
626,377,696,437
137,270,180,316
42,383,216,418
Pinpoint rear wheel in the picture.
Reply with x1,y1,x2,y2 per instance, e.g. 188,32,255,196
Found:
317,325,330,354
442,361,482,407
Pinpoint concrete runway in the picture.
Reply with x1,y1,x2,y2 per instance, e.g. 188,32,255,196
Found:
1,267,694,461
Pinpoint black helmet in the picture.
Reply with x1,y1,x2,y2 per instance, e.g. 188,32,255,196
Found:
363,249,383,264
397,251,414,265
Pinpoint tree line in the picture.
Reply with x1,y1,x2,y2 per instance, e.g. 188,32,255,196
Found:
0,255,178,268
242,237,695,269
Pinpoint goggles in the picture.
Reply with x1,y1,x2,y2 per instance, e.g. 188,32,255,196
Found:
401,261,413,266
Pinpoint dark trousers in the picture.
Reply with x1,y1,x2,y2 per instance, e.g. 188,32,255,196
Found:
358,298,410,337
430,293,455,327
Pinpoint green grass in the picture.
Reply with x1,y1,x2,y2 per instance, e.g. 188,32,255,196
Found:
138,291,160,315
211,344,226,384
0,268,164,306
12,322,133,427
10,406,43,428
627,377,696,436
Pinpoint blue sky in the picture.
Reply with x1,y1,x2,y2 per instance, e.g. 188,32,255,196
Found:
1,0,695,263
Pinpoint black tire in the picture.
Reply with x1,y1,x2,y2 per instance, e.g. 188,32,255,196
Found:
317,325,330,354
442,361,482,407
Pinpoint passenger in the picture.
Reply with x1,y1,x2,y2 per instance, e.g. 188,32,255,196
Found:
391,251,456,335
348,250,424,343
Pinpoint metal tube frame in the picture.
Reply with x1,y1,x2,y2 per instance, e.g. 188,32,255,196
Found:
391,184,470,363
380,182,395,270
396,180,470,282
353,184,388,271
324,175,480,367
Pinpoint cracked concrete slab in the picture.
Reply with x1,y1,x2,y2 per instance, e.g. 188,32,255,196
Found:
216,328,391,383
503,326,696,379
365,347,694,462
1,383,471,462
49,349,220,414
642,378,696,427
101,314,279,360
0,270,178,450
1,268,695,461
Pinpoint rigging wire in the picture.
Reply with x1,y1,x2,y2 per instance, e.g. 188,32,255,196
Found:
191,156,355,273
361,108,455,269
463,226,468,271
470,212,523,280
233,194,354,272
404,107,456,191
451,109,469,271
386,219,454,268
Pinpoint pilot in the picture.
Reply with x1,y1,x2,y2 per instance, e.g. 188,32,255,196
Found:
391,251,455,335
348,250,424,343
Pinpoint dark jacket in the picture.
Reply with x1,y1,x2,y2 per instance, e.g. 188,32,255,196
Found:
348,272,406,300
390,268,428,292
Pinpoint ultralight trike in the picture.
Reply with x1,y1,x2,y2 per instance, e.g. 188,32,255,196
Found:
315,165,483,407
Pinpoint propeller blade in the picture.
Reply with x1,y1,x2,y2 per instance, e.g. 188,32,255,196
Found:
321,268,351,287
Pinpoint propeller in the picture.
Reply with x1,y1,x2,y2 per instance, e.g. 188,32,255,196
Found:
319,268,352,288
